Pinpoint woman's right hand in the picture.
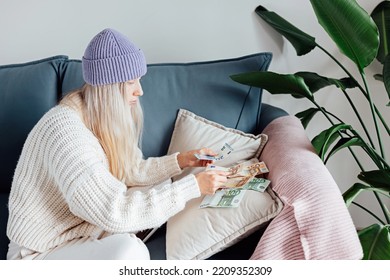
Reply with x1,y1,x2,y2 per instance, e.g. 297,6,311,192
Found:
195,170,228,195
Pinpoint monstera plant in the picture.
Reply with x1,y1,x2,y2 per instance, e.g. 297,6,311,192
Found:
231,0,390,259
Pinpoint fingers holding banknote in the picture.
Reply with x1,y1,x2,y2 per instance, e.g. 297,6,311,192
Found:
195,170,228,195
177,148,217,169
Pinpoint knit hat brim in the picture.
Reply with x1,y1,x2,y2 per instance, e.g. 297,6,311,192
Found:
82,51,147,86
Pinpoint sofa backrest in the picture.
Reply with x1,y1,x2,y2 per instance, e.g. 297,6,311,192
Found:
0,52,272,195
0,56,68,258
0,56,69,194
60,53,273,158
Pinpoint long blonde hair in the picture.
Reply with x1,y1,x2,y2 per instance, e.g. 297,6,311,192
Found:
60,83,144,182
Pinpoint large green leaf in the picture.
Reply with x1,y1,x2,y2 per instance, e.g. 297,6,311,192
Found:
310,0,379,71
230,71,313,100
343,183,371,208
343,183,390,208
358,170,390,191
323,132,386,168
254,5,316,56
311,123,351,160
371,1,390,63
295,107,322,129
295,72,358,93
362,145,389,169
325,136,364,163
358,224,390,260
383,54,390,106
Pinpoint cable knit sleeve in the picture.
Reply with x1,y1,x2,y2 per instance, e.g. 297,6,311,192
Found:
124,148,183,187
47,107,201,233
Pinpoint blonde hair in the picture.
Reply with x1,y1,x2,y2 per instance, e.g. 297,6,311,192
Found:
60,83,143,182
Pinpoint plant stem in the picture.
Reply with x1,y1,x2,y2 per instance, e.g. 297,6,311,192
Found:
315,101,390,222
352,130,390,169
375,106,390,136
317,44,390,136
323,108,354,138
360,70,386,161
341,89,376,149
317,45,390,221
351,201,386,225
374,192,390,224
317,44,388,164
312,100,364,170
323,108,343,123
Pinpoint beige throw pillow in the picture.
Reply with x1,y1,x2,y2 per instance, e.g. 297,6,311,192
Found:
168,109,268,181
165,109,283,260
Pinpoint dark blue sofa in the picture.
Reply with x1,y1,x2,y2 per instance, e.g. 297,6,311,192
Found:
0,53,287,260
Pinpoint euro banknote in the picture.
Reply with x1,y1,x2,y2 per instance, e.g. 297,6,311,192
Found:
194,142,234,161
199,188,246,208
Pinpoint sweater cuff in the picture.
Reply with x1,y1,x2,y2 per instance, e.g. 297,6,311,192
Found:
175,173,201,201
166,152,183,177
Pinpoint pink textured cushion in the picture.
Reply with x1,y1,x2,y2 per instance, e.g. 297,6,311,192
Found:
250,116,363,260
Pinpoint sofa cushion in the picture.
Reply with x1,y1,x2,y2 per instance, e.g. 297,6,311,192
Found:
60,60,85,96
0,55,68,194
168,109,268,181
165,109,282,260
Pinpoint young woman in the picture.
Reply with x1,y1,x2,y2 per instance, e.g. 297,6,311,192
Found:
6,28,227,260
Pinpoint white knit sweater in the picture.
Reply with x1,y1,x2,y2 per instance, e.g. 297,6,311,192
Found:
7,105,200,253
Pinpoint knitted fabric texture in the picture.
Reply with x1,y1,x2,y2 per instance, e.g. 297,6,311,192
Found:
7,105,200,253
250,116,363,260
82,28,147,86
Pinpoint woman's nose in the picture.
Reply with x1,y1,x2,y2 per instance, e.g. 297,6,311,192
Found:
133,82,143,96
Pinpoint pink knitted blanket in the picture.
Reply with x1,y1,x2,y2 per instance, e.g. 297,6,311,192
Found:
250,116,363,260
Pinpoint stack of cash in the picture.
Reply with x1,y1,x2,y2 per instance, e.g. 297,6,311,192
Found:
200,159,271,208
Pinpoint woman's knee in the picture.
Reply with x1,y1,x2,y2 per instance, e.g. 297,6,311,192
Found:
105,233,150,260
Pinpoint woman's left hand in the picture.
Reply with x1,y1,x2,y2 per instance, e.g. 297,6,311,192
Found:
177,148,217,169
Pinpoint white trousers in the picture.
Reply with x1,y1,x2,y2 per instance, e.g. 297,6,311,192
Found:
7,233,150,260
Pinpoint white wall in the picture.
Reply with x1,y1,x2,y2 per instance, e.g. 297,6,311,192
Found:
1,0,389,228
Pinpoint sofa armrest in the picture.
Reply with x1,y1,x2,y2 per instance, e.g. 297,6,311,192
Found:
257,103,288,134
251,116,363,259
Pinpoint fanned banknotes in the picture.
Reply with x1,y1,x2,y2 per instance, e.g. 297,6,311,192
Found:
200,158,271,208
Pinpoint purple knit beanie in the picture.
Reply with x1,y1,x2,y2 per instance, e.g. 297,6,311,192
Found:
82,28,147,86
